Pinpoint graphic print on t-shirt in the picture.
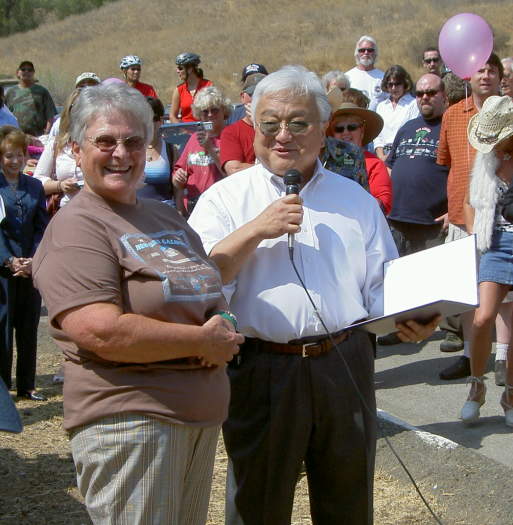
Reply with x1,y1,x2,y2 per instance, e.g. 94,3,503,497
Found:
120,229,222,302
395,126,438,159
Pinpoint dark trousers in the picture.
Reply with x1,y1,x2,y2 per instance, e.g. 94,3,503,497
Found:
0,275,41,392
388,219,445,257
224,331,376,525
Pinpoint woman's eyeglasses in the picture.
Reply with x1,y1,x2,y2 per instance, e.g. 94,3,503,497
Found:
387,81,403,88
86,135,146,152
333,123,363,133
201,107,221,117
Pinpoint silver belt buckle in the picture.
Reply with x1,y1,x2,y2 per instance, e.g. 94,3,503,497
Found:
302,342,316,358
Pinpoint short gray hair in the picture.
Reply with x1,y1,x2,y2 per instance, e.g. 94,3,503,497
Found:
502,57,513,74
251,65,331,123
321,70,350,92
70,83,153,146
354,35,378,60
192,86,232,119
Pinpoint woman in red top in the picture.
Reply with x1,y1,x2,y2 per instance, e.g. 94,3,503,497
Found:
327,87,392,214
170,53,212,123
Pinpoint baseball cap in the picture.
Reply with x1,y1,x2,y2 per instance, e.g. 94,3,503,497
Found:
75,72,101,87
241,63,268,82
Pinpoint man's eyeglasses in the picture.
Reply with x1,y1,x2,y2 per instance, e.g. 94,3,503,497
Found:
257,120,314,136
333,123,363,133
358,48,375,54
19,68,34,72
423,58,440,64
86,135,146,152
415,89,439,98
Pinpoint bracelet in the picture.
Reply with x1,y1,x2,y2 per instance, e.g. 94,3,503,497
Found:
57,180,62,192
213,310,238,330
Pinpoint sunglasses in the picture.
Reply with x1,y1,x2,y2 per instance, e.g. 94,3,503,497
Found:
333,123,363,133
258,120,314,136
201,107,221,117
86,134,146,152
415,89,440,97
423,58,440,64
19,68,34,72
358,48,375,54
387,81,403,88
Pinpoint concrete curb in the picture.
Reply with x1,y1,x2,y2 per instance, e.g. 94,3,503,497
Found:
376,410,513,525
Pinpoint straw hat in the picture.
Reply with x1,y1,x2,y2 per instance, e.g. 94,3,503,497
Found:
327,89,383,146
468,95,513,153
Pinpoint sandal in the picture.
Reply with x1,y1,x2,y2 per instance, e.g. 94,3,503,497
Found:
460,376,486,424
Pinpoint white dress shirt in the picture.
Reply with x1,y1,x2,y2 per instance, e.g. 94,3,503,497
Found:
374,94,420,149
188,161,397,343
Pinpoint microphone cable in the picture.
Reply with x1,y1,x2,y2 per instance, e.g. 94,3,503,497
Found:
287,246,444,525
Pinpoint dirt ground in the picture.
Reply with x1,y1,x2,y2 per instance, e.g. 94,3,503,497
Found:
0,318,444,524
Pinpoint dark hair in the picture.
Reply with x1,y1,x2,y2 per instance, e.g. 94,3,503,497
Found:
146,96,165,121
338,88,370,109
381,65,414,94
18,60,34,71
0,86,3,108
486,52,504,80
423,46,439,57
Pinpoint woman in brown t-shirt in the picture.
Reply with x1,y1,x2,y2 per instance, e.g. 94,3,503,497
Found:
33,83,243,525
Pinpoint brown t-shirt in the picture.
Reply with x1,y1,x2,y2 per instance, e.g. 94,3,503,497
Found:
33,190,229,430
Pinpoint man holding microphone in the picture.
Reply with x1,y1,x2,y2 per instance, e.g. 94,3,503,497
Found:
189,65,437,525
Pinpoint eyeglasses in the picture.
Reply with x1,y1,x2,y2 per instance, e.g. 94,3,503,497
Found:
333,122,363,133
86,134,146,152
415,89,440,97
19,68,34,72
358,48,375,54
257,120,315,136
201,107,221,117
423,58,440,64
387,81,403,88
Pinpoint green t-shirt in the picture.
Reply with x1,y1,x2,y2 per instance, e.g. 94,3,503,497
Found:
5,84,57,136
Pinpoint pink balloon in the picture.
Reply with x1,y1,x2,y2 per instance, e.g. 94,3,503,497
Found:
439,13,493,79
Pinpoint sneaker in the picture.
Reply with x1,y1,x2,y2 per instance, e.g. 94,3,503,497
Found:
439,356,471,380
495,359,507,386
377,332,402,346
439,333,464,352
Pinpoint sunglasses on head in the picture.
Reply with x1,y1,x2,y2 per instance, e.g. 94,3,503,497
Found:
424,57,440,64
415,89,439,97
86,134,146,152
358,48,375,54
333,122,363,133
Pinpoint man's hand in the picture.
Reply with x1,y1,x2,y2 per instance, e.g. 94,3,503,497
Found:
198,315,244,367
434,213,449,232
395,315,441,343
172,168,188,189
252,194,303,240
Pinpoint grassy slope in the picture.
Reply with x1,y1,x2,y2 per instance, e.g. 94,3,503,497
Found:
0,0,511,104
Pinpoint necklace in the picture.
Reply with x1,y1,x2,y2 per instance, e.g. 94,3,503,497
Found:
503,153,512,161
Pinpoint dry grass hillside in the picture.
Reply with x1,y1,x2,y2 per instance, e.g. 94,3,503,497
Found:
0,0,511,104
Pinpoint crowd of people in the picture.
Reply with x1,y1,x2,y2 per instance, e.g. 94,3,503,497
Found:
0,34,512,524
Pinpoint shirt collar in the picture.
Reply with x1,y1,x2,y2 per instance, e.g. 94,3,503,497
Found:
259,159,324,195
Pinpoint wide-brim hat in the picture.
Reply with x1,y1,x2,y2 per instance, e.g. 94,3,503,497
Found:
327,89,383,146
468,95,513,153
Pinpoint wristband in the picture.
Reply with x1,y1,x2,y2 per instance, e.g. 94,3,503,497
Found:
213,310,238,330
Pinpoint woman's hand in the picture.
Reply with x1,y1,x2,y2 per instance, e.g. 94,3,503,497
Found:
172,168,188,189
60,177,80,195
198,315,244,367
9,257,31,277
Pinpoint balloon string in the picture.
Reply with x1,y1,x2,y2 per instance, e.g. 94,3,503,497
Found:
465,81,471,195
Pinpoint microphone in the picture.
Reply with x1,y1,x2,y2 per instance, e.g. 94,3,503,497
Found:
283,169,301,256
